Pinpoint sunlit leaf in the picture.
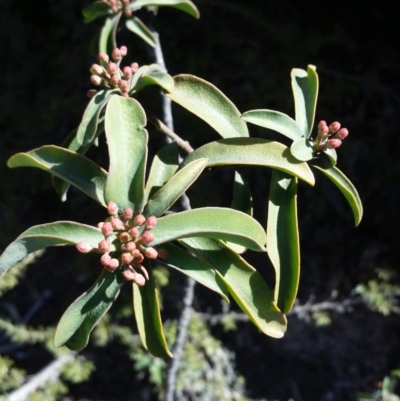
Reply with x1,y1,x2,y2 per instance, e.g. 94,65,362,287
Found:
166,74,249,138
267,170,299,313
143,158,207,217
0,222,105,276
104,96,148,212
180,137,315,186
7,145,107,206
241,109,302,140
323,148,337,166
99,13,121,59
128,0,200,19
82,2,111,23
290,137,314,161
291,65,318,138
54,268,125,350
134,69,174,93
180,237,287,338
125,17,156,47
150,207,267,252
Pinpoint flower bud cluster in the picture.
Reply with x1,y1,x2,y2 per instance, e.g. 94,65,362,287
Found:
100,0,132,17
88,47,140,98
76,201,168,285
313,120,349,151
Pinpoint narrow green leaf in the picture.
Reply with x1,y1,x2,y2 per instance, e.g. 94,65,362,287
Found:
267,170,299,313
54,268,125,350
99,13,121,58
291,65,319,138
312,159,363,226
159,243,229,301
82,2,111,23
7,145,107,206
290,137,314,161
180,137,315,186
150,207,267,252
166,74,249,138
180,237,287,338
143,158,207,217
144,142,179,203
323,148,337,166
133,267,172,358
125,17,156,47
241,109,302,140
0,222,104,276
129,65,150,92
128,0,200,19
76,90,116,145
105,96,148,212
134,70,174,93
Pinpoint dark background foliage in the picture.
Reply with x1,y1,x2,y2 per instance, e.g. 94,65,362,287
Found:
1,1,399,400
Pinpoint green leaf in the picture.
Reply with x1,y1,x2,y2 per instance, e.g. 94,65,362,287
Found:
76,90,116,145
323,148,337,166
143,158,207,217
133,267,172,358
82,2,111,23
104,96,148,212
159,243,229,301
7,145,107,206
241,109,302,141
166,74,249,138
291,65,319,138
150,207,267,252
128,0,200,19
180,237,287,338
312,159,363,226
144,142,179,203
134,69,174,93
54,268,125,350
267,170,299,313
125,17,156,47
290,137,314,161
0,222,104,276
99,13,121,59
180,137,315,186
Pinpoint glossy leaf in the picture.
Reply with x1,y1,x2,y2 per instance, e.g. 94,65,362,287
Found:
159,243,229,301
241,109,302,141
290,137,314,161
267,170,299,313
143,158,207,217
134,70,174,93
82,2,111,23
54,269,125,350
180,137,315,186
291,65,319,138
0,222,104,276
133,267,172,358
128,0,200,19
323,148,337,166
104,96,148,212
166,75,249,138
76,90,116,145
7,145,107,206
312,159,363,226
180,237,287,338
144,142,179,203
99,13,120,59
125,17,156,47
150,207,267,252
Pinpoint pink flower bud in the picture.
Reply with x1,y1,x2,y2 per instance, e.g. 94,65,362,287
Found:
144,247,158,259
123,268,136,281
123,208,134,220
125,241,136,252
318,120,327,130
134,214,146,226
101,222,114,236
122,93,129,98
112,48,122,61
107,201,118,216
119,232,131,243
329,121,341,134
335,128,349,140
98,239,111,253
122,66,132,79
106,258,120,271
86,89,97,98
131,62,139,72
118,80,128,91
133,252,144,263
122,0,129,4
98,52,109,63
111,5,119,13
145,216,157,229
110,75,120,86
110,216,124,231
140,231,154,244
129,227,139,239
319,124,329,136
76,242,92,253
134,274,146,286
90,75,102,86
90,64,104,75
97,222,105,230
100,253,112,266
107,62,118,75
121,252,133,264
109,0,117,5
327,138,342,149
157,248,169,259
120,46,128,56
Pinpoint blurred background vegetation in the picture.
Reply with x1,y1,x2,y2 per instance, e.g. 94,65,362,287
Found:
1,1,399,400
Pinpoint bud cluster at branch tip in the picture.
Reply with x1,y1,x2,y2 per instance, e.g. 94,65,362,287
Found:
100,0,132,17
75,201,168,285
313,120,350,151
88,46,140,98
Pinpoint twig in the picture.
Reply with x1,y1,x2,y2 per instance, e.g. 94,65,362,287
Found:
7,352,76,401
